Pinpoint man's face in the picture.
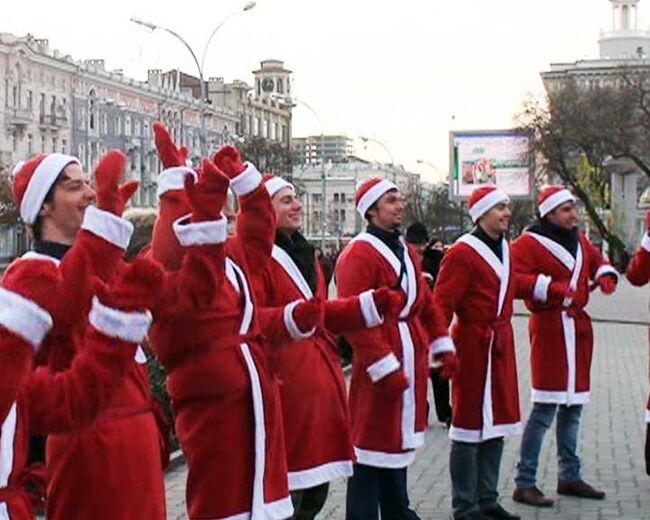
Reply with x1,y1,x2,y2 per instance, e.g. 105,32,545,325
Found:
39,163,96,243
546,201,578,230
368,189,404,230
479,202,511,236
223,199,236,237
272,187,303,233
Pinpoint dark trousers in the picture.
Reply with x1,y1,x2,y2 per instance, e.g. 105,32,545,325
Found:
345,463,420,520
450,438,504,517
290,483,329,520
430,369,452,424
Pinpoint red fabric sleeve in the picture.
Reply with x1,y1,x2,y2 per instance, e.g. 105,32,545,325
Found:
627,241,650,287
431,246,471,331
234,184,276,273
509,238,541,300
27,329,136,435
151,190,191,271
0,331,32,425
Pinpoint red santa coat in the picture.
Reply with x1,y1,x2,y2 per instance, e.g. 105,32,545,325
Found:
433,234,533,443
0,284,148,520
336,232,452,467
625,231,650,423
149,164,292,520
254,243,386,489
511,231,618,405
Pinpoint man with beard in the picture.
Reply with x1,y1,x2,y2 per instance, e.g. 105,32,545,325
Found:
510,186,618,508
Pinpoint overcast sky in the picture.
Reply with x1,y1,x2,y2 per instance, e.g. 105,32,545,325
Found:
4,0,637,181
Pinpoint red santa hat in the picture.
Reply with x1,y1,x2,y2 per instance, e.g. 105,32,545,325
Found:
537,185,576,218
355,178,398,217
468,186,509,223
12,153,81,225
263,174,295,198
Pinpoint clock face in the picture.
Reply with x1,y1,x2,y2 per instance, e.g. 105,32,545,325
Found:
261,77,275,93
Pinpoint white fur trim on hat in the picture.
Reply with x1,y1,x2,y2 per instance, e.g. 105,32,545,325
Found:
532,274,552,303
359,289,383,328
469,188,509,223
156,166,196,199
284,300,316,340
20,154,80,224
429,336,456,356
172,214,227,247
356,179,398,217
0,287,53,351
366,352,401,382
89,296,152,344
81,205,134,250
230,162,262,197
539,189,575,218
265,177,295,198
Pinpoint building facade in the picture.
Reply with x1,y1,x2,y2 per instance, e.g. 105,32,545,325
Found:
540,0,650,249
292,135,354,165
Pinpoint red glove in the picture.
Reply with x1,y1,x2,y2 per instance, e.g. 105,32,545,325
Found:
212,145,246,179
96,256,165,313
153,122,188,169
94,151,139,216
372,287,405,321
293,297,325,333
184,160,230,222
375,369,409,394
548,280,574,301
435,352,460,380
598,274,617,295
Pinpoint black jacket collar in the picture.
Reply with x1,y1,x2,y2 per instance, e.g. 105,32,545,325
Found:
33,240,71,261
527,218,579,257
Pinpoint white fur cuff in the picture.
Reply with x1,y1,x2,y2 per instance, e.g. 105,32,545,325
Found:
429,336,456,355
642,233,650,253
229,162,262,196
82,205,134,250
366,352,401,382
284,300,316,340
359,290,383,328
594,264,619,282
156,166,196,199
173,214,227,247
89,296,152,343
532,274,552,303
0,287,52,351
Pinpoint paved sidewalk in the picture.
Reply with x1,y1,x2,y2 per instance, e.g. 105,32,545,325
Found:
165,316,649,519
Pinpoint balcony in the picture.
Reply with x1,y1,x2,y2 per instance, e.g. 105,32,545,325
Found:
38,114,67,131
7,108,33,127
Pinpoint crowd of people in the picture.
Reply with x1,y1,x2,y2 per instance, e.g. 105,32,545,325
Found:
0,121,647,520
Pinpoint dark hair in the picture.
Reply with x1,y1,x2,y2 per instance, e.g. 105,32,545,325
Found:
28,172,65,241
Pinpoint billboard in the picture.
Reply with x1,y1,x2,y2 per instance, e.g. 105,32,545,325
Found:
449,130,533,200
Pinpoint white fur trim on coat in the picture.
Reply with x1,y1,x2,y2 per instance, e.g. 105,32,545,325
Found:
353,447,416,469
81,205,134,250
283,300,316,340
366,352,400,382
359,289,383,328
89,296,152,343
594,264,619,282
156,166,196,199
287,460,353,491
532,274,552,303
230,162,262,196
172,214,227,247
0,287,53,350
641,233,650,253
429,336,456,355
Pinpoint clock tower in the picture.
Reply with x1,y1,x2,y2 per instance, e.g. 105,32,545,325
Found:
253,60,292,101
599,0,650,58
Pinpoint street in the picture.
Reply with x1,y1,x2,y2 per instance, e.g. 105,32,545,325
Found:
165,281,650,519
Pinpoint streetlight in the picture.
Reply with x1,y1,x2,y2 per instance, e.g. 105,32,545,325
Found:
130,1,256,157
272,94,327,249
360,135,395,182
416,159,445,182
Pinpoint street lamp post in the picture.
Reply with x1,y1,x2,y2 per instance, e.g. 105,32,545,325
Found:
360,135,395,183
130,1,256,157
416,159,445,182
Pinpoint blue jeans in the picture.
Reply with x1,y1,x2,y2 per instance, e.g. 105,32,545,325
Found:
515,403,583,489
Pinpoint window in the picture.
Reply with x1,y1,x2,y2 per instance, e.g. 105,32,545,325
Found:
40,135,45,153
12,86,17,107
125,116,132,136
28,134,33,155
52,137,57,153
333,193,339,203
11,133,17,152
61,139,67,154
341,193,346,204
312,193,321,203
340,209,346,222
134,119,141,137
26,90,33,110
143,121,150,138
277,78,284,94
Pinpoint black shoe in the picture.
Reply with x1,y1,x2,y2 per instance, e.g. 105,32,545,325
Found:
481,503,521,520
449,513,486,520
557,479,605,499
512,486,554,507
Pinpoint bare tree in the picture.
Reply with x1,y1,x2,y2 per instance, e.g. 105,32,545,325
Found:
237,137,292,177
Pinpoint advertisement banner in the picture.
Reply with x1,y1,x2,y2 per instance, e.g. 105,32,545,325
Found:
449,130,533,199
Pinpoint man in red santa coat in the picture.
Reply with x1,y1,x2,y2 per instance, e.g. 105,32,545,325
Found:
0,256,161,519
148,123,293,520
252,174,405,519
510,186,618,507
336,178,458,520
432,186,541,520
625,210,650,477
7,151,170,519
